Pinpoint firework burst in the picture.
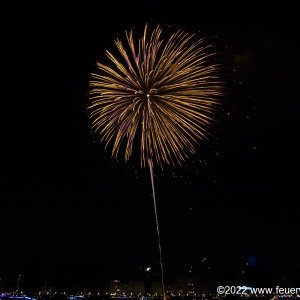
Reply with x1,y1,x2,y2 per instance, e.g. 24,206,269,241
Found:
88,24,222,169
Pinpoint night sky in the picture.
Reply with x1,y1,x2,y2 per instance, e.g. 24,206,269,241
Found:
1,1,300,289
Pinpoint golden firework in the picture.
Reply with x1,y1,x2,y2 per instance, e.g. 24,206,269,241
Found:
88,24,222,168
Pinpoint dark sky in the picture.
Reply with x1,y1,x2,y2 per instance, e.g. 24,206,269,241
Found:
1,1,300,288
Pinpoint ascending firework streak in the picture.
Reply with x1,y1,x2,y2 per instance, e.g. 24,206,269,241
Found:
88,24,222,299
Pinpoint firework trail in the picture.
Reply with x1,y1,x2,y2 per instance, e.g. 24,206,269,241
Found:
148,158,165,297
88,24,222,298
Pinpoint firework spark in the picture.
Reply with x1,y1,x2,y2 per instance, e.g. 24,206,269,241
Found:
88,24,222,169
